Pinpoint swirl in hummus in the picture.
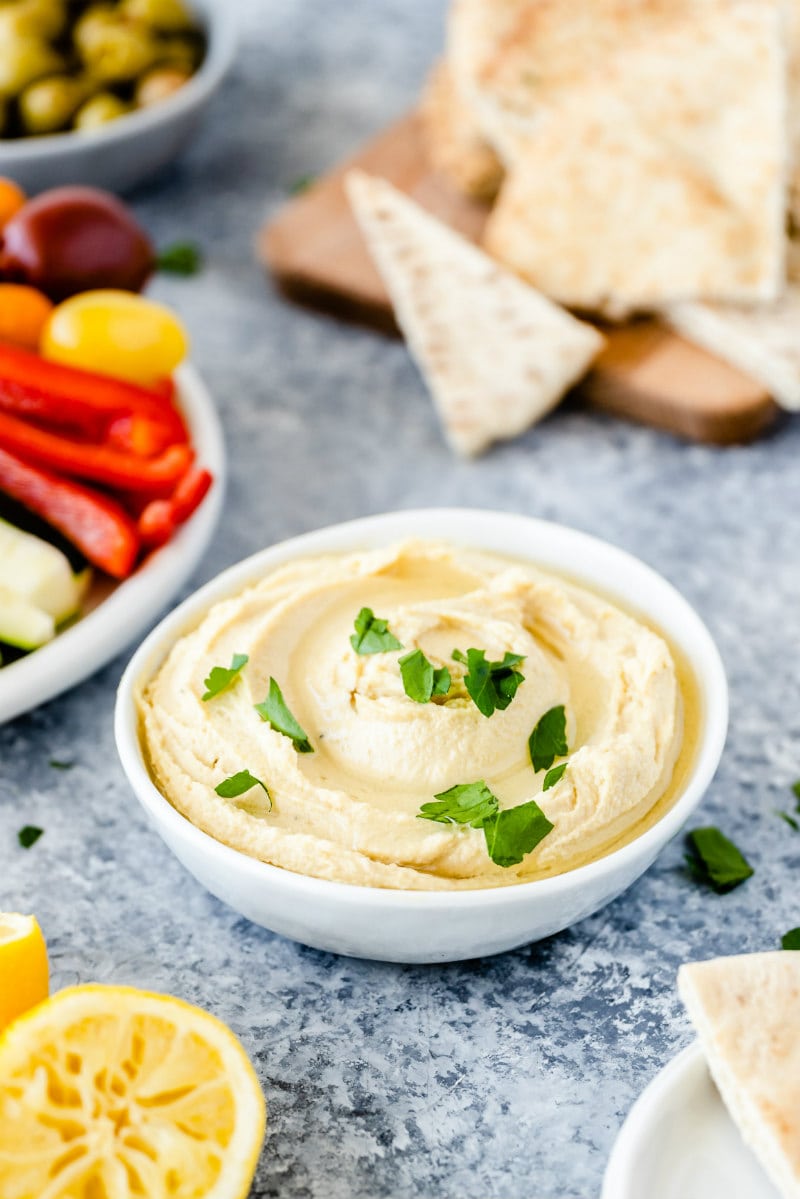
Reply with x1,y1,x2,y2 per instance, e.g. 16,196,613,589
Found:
138,540,689,891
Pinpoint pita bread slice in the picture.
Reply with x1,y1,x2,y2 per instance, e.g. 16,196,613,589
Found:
678,953,800,1199
419,61,504,202
345,170,604,456
668,288,800,411
452,0,788,314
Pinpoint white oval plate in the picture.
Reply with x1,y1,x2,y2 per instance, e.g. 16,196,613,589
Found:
0,363,225,724
603,1042,780,1199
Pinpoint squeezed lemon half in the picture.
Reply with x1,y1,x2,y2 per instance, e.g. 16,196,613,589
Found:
0,912,49,1032
0,984,266,1199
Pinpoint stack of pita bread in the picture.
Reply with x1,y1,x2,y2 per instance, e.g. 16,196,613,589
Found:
679,952,800,1199
419,0,800,418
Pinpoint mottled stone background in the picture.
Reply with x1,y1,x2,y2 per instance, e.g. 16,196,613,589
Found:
2,2,798,1195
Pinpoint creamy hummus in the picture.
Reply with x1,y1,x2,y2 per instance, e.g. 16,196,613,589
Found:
139,541,688,890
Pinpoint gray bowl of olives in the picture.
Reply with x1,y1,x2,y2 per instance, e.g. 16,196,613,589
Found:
0,0,236,194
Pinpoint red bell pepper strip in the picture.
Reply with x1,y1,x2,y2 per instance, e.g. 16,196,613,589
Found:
138,467,213,547
0,408,193,490
0,342,187,446
0,445,140,578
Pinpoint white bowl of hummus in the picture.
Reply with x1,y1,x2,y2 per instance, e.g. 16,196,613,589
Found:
115,509,728,963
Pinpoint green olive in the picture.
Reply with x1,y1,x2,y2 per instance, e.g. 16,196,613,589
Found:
18,73,88,134
76,15,160,84
135,63,189,106
152,34,202,72
0,0,66,41
0,35,63,97
120,0,197,34
73,90,131,130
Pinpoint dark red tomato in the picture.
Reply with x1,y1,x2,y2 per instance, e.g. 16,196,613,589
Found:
0,186,154,302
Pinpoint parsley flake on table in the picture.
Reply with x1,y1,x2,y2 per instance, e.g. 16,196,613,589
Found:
684,827,753,893
254,678,313,753
452,648,525,717
399,648,451,703
350,607,403,655
48,759,74,770
288,174,316,195
156,241,203,275
528,705,568,772
202,653,249,701
418,781,499,828
482,801,554,868
781,928,800,950
542,762,568,791
18,825,43,849
215,770,271,808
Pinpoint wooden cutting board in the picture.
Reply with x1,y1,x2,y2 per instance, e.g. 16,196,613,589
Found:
260,113,780,445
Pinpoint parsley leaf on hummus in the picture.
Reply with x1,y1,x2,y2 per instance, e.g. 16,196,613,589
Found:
542,762,568,791
482,801,554,867
528,705,568,772
399,648,451,703
454,648,526,717
254,679,314,753
684,827,753,893
781,928,800,950
202,653,249,701
419,780,499,827
418,783,554,868
776,810,799,832
215,771,271,808
350,607,403,655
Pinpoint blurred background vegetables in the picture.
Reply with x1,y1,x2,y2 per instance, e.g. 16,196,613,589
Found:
0,174,212,665
0,0,205,140
0,185,154,299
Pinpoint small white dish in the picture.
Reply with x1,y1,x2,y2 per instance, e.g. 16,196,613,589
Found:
603,1042,780,1199
0,362,225,725
0,0,236,195
115,509,728,964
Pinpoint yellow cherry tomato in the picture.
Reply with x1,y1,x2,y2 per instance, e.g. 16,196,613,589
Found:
41,289,188,386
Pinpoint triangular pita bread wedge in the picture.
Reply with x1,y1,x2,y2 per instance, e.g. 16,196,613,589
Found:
450,0,788,315
345,170,604,456
678,953,800,1199
668,288,800,411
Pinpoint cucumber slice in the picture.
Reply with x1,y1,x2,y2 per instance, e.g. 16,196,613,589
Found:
0,518,88,624
0,585,55,650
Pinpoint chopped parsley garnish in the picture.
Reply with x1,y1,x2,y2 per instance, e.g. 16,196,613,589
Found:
254,678,313,753
482,801,554,868
48,759,74,770
542,762,568,791
419,781,499,827
399,649,450,704
156,241,203,275
684,827,753,893
215,770,271,807
350,608,403,655
452,648,525,717
528,705,568,772
776,810,799,832
418,780,553,867
202,653,248,701
289,174,316,195
781,928,800,951
18,825,43,849
793,780,800,803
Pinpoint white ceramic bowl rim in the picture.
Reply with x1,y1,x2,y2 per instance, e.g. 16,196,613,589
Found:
0,0,237,164
116,508,729,911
